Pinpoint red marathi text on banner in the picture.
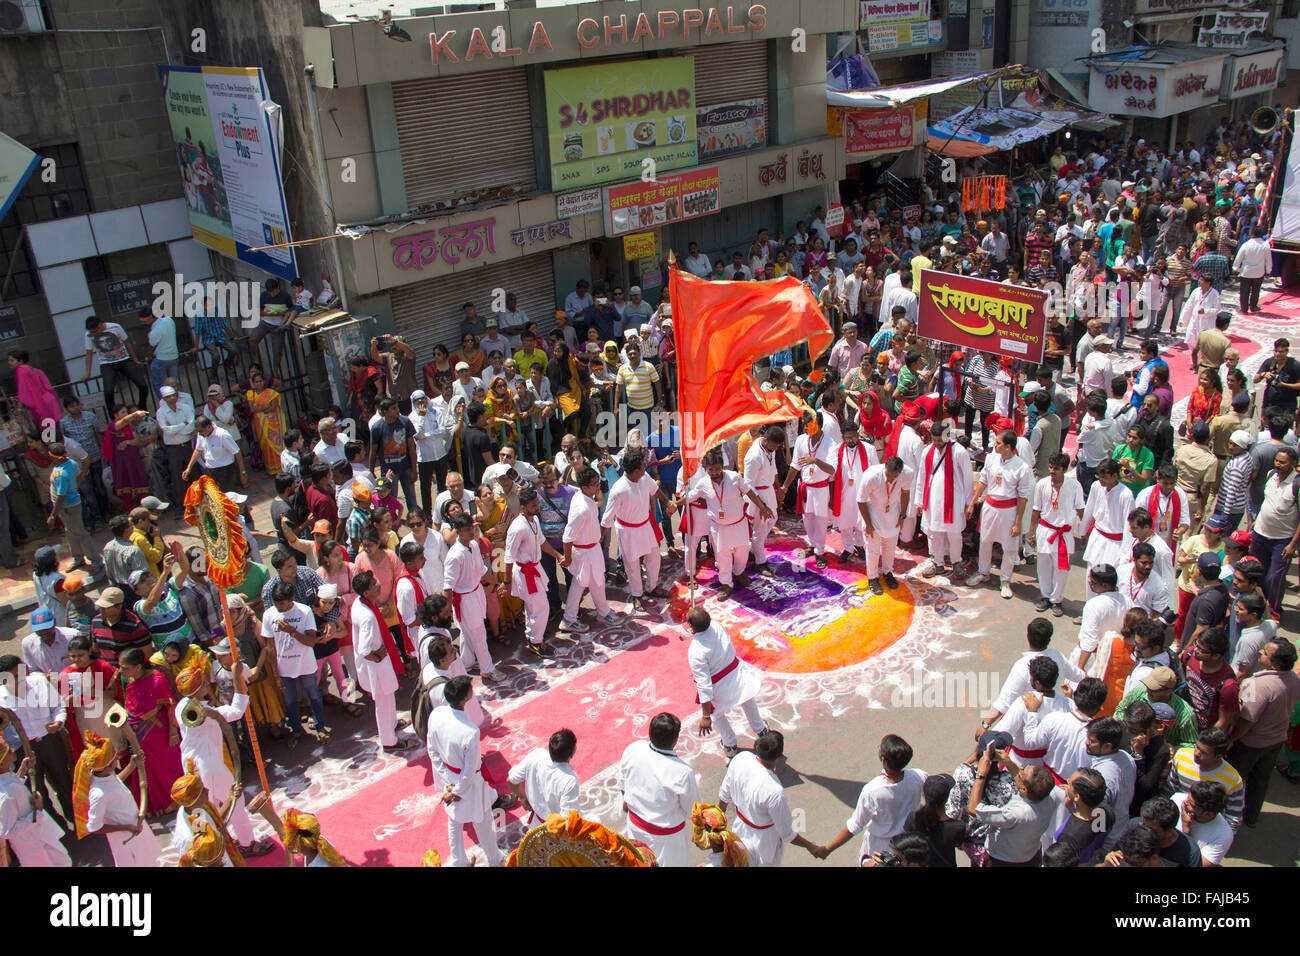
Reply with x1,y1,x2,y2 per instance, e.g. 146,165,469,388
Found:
915,269,1047,364
844,107,916,156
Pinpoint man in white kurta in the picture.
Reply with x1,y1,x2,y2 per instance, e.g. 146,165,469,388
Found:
1070,567,1128,672
443,514,504,681
967,429,1034,596
1029,454,1086,612
688,452,772,597
1116,545,1173,619
687,608,765,754
829,420,879,559
561,470,617,631
676,466,711,581
400,515,447,595
1134,476,1191,551
1180,274,1220,348
0,747,70,866
894,403,926,543
1079,462,1134,598
857,456,912,593
780,415,835,567
352,573,413,750
601,451,673,607
915,420,975,575
993,656,1074,767
619,714,700,866
506,730,581,829
742,425,784,571
1121,508,1177,599
717,736,805,867
85,760,163,867
174,670,257,845
427,677,503,867
504,488,563,650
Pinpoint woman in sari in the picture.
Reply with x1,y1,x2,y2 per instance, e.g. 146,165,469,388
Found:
115,647,185,816
1186,369,1222,429
858,390,893,458
150,634,210,698
474,483,518,642
224,592,289,738
547,342,590,439
7,349,63,433
454,333,488,378
422,343,455,395
101,407,152,512
60,635,120,760
484,375,519,447
246,368,285,476
842,353,874,416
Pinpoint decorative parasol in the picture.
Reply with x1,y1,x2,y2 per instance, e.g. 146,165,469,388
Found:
506,810,658,867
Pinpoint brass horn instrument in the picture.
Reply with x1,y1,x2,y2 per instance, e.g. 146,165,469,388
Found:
104,704,149,824
1251,106,1279,136
180,699,208,728
104,702,128,729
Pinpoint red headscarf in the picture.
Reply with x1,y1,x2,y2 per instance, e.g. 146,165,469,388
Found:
885,401,925,459
858,389,893,441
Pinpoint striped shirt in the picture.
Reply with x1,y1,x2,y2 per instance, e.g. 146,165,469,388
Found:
1215,454,1255,515
346,504,373,548
615,360,660,410
1162,746,1245,830
1116,686,1199,752
1192,252,1230,291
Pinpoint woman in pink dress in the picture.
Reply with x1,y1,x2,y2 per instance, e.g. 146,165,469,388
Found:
101,407,152,511
317,539,363,714
116,647,185,816
7,349,63,433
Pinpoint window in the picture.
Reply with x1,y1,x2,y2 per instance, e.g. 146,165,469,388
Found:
0,142,93,300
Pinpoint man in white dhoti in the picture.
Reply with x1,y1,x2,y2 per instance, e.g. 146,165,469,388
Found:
780,411,836,569
618,712,700,866
966,427,1034,598
1070,565,1127,672
914,420,975,577
688,450,772,599
743,425,784,573
892,402,926,544
504,487,568,655
687,607,766,758
173,663,275,854
1121,507,1177,599
829,420,879,562
443,513,505,681
507,728,581,829
1133,465,1191,551
75,733,161,867
718,730,825,866
1116,542,1177,623
560,467,620,633
352,570,418,752
0,741,70,866
1180,273,1220,349
602,450,676,611
1079,459,1134,599
428,676,504,867
857,455,912,595
1028,452,1086,616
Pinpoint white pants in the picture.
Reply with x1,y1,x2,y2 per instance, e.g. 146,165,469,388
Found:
207,765,255,844
626,821,692,867
804,513,829,554
901,511,918,542
7,814,71,866
625,548,661,597
713,697,766,748
564,576,611,622
929,530,963,567
750,513,776,565
458,616,493,674
518,586,549,645
1036,553,1069,604
447,808,503,867
107,826,163,867
866,531,899,578
978,532,1017,582
711,520,750,585
373,688,397,747
836,512,864,551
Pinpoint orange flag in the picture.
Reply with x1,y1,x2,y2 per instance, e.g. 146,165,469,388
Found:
669,268,833,481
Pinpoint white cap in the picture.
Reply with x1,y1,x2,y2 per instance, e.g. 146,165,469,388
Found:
1229,429,1252,448
226,492,247,504
159,386,177,397
317,582,339,599
455,361,470,372
1092,334,1114,347
629,286,641,295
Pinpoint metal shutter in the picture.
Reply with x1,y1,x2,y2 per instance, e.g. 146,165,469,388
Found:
684,40,770,108
392,70,537,208
388,252,557,359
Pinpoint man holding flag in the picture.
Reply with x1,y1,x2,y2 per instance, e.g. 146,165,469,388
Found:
687,448,773,600
602,450,676,612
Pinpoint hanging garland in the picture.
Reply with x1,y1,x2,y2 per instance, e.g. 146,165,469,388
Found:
183,475,248,589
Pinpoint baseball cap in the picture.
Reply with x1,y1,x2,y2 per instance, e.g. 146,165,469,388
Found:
455,361,470,372
352,482,372,503
140,496,169,511
1092,334,1114,347
1229,429,1252,449
1202,515,1228,533
29,608,54,631
1228,529,1252,549
1197,552,1223,578
127,569,149,588
485,317,499,327
211,636,232,654
63,574,86,594
1140,667,1178,693
1020,382,1043,397
630,286,641,295
94,587,126,609
312,519,333,535
159,386,177,398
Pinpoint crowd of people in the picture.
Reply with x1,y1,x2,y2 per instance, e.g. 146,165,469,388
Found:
0,115,1297,868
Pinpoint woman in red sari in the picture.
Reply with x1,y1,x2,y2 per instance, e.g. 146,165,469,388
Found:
116,647,184,816
1186,369,1222,429
858,389,893,458
101,407,152,512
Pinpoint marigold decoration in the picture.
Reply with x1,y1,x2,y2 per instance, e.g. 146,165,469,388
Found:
690,801,749,867
183,475,248,589
420,849,442,867
506,810,658,867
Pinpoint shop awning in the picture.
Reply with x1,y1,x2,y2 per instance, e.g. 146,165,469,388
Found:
826,70,1003,108
926,88,1110,156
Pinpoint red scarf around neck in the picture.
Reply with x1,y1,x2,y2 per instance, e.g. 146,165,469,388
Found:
1147,488,1180,533
360,597,405,679
922,442,955,524
831,442,871,517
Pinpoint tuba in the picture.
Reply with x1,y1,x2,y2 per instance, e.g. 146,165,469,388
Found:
180,699,208,728
1251,106,1279,136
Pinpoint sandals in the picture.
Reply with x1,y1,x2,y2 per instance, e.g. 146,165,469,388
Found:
490,632,512,647
383,739,417,753
286,732,302,750
321,692,343,707
241,837,277,857
342,702,364,718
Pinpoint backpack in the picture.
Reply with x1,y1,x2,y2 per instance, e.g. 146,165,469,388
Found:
289,479,312,528
411,674,449,741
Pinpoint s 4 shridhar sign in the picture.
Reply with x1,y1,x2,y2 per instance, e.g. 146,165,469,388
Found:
916,269,1047,364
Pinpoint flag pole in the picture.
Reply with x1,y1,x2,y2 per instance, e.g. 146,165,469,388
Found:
668,251,696,613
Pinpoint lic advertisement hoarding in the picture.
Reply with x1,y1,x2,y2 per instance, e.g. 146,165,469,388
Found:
159,65,297,280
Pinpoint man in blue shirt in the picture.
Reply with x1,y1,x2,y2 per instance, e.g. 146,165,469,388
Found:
141,307,180,392
47,442,102,576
